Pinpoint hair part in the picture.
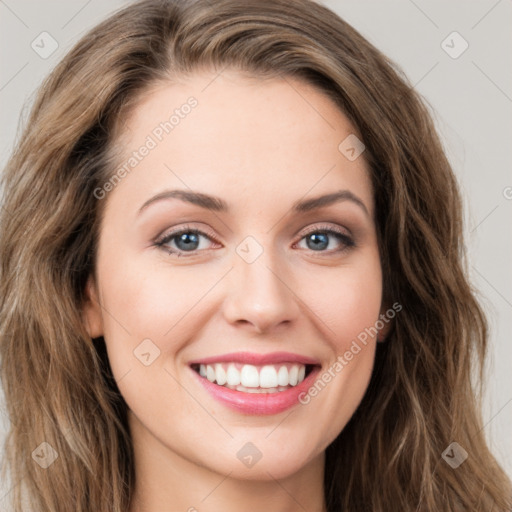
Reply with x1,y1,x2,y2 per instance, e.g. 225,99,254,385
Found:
1,0,511,510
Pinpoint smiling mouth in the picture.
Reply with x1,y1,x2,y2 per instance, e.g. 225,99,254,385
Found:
190,362,317,394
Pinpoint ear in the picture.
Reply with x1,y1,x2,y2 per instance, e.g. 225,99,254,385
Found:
376,302,395,343
83,275,104,338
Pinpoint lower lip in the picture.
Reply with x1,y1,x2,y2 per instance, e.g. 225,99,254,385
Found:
190,366,321,415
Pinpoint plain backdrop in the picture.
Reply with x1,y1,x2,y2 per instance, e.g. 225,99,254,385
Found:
1,0,511,506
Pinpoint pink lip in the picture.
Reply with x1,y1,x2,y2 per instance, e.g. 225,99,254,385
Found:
189,361,322,416
188,351,320,366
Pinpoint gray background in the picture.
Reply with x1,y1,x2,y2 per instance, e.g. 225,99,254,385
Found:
1,0,511,505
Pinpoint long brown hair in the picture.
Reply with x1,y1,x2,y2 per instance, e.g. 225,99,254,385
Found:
1,0,511,510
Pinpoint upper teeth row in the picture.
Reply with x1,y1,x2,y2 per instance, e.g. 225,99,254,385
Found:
198,363,306,388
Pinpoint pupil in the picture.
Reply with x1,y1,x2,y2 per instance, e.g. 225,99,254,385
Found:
307,233,328,251
176,232,199,251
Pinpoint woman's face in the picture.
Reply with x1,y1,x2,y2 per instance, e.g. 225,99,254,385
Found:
85,70,387,480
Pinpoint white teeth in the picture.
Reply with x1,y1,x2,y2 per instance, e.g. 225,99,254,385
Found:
240,365,260,387
259,365,278,388
277,365,288,386
214,364,227,385
226,363,241,386
197,362,309,390
206,365,216,382
289,365,299,386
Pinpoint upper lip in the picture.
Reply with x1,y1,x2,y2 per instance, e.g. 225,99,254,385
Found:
188,351,320,366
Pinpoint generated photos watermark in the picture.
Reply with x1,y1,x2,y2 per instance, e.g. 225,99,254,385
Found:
298,302,402,405
93,96,198,200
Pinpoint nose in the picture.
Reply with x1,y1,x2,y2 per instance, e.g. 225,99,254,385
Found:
222,246,301,334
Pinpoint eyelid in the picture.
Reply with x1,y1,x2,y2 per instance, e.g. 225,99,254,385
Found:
297,222,352,239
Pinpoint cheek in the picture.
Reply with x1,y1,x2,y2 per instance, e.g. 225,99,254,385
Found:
96,250,221,366
292,255,381,440
301,255,383,345
95,255,211,424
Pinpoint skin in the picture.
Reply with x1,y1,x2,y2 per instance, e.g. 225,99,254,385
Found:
84,70,390,512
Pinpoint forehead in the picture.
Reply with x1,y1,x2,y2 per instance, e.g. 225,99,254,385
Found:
104,70,373,217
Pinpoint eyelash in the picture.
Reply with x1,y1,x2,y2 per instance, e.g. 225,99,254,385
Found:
154,223,355,257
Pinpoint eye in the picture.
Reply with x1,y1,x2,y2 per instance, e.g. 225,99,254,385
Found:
154,223,355,258
295,225,355,253
154,225,218,256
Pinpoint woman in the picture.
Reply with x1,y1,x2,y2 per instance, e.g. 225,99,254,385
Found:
1,0,511,510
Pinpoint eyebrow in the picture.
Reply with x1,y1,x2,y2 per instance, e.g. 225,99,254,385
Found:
138,189,369,217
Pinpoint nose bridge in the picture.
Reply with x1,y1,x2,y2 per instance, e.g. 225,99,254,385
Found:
223,235,299,332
